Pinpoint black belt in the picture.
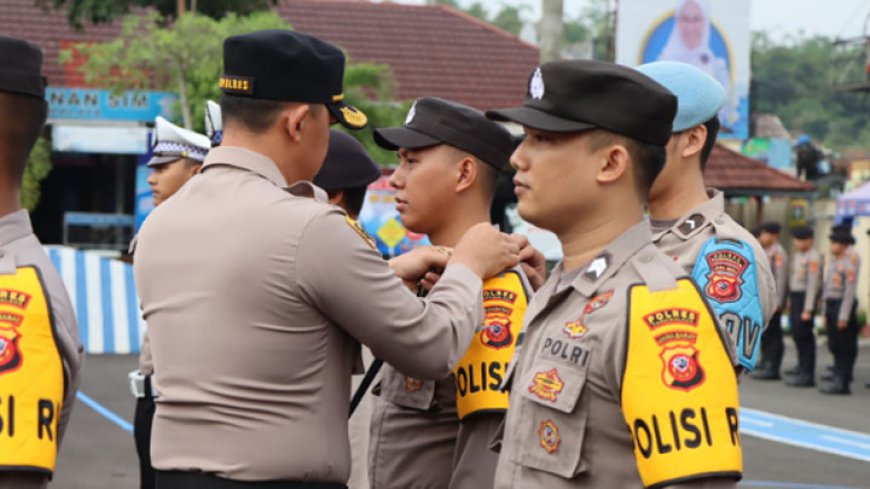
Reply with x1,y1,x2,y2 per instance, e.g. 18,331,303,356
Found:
156,471,347,489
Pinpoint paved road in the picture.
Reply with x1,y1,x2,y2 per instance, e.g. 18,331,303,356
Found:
51,342,870,489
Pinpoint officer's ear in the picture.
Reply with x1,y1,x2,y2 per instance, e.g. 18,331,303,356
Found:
455,155,478,194
595,143,629,186
284,103,312,143
679,124,707,159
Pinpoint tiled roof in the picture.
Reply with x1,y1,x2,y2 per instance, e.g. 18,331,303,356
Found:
275,0,540,110
2,0,540,110
0,0,122,87
704,144,815,195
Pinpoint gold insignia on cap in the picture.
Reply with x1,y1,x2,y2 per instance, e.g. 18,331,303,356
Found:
219,75,254,95
530,67,545,100
340,106,368,128
332,94,345,102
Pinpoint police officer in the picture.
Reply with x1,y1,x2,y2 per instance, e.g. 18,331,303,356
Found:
487,60,741,488
0,35,83,489
368,97,528,489
133,30,519,488
754,222,789,380
314,130,382,220
820,227,860,395
784,225,822,387
637,61,776,374
131,115,211,489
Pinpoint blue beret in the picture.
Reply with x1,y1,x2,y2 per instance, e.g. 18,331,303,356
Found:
636,61,726,132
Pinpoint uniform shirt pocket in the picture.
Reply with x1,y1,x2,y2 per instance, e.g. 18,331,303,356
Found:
512,358,591,478
378,365,436,410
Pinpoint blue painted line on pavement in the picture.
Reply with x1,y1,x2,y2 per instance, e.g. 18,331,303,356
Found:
76,391,133,433
740,407,870,463
741,481,860,489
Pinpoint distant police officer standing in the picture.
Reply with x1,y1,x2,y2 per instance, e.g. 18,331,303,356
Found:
637,61,775,375
784,225,822,387
133,30,519,489
820,227,860,395
0,35,83,489
754,222,789,380
130,115,211,489
488,61,741,488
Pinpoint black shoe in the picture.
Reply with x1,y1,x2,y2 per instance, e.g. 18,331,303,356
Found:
821,373,835,382
785,373,815,387
820,378,851,395
751,368,781,380
783,366,801,376
865,382,870,389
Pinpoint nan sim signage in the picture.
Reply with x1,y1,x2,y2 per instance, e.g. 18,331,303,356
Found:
46,88,177,122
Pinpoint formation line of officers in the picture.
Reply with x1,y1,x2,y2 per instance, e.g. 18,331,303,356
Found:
0,27,859,489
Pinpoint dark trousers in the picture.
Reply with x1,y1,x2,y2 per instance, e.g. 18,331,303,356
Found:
789,292,816,376
760,310,784,371
134,379,157,489
156,471,347,489
825,299,859,382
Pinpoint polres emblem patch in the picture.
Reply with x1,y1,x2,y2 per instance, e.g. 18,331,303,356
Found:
660,344,705,392
480,317,513,349
0,319,22,375
705,250,748,303
530,67,545,100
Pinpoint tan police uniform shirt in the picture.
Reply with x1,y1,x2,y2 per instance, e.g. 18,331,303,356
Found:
133,146,484,483
790,249,822,312
650,190,775,369
650,190,776,326
494,222,738,489
0,210,83,489
823,251,859,322
369,268,531,489
765,242,788,311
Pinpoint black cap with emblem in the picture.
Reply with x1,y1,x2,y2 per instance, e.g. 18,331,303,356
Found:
220,30,367,130
0,35,47,99
830,227,855,244
373,97,517,174
487,60,677,146
314,130,381,190
791,226,813,240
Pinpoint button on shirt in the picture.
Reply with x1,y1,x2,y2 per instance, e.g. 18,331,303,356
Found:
133,146,484,483
494,222,737,489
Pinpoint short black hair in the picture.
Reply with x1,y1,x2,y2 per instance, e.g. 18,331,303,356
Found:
699,116,720,170
331,186,368,219
0,92,47,182
220,94,297,133
587,130,666,199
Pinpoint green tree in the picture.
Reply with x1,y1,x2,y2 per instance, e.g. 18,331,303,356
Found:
21,137,52,211
751,32,870,150
38,0,278,30
491,5,526,36
61,11,408,163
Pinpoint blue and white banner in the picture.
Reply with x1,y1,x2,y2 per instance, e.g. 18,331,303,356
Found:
44,246,145,355
616,0,751,140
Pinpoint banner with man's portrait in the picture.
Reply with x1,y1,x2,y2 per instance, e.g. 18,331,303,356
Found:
616,0,751,140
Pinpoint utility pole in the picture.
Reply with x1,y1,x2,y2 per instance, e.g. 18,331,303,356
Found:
539,0,563,63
